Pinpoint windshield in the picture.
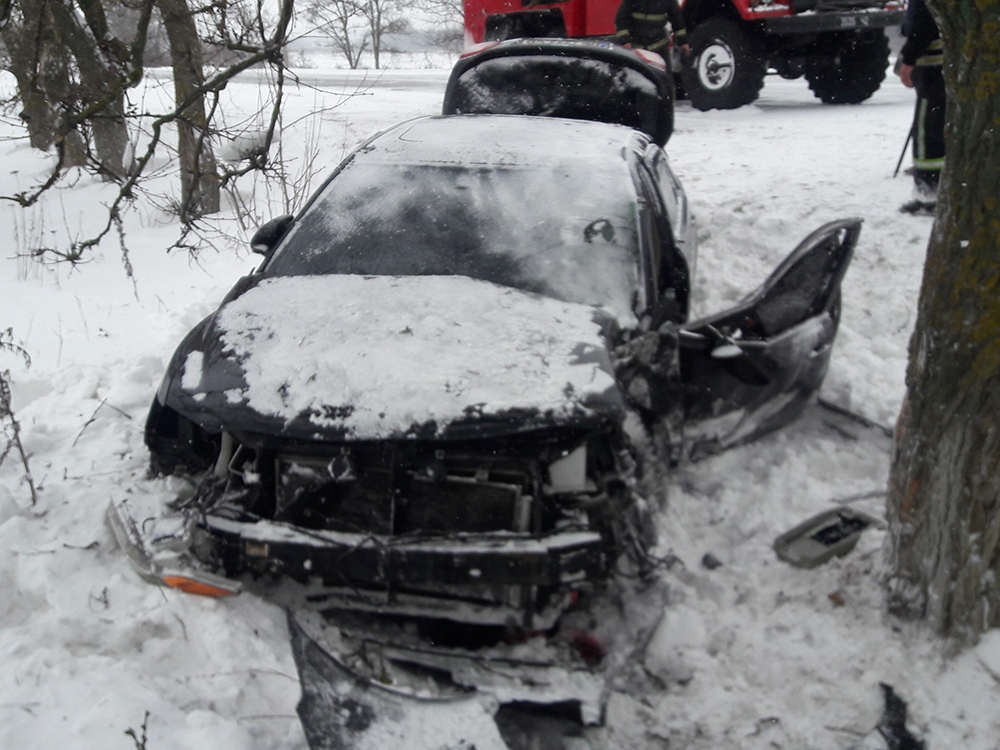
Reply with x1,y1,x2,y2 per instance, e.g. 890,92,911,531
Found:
265,159,641,319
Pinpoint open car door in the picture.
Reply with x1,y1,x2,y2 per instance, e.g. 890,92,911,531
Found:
677,218,862,459
443,39,676,145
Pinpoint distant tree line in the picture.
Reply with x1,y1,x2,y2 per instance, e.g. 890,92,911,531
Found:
305,0,407,70
303,0,463,69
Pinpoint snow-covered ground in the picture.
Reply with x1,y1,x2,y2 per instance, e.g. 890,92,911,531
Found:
2,59,999,750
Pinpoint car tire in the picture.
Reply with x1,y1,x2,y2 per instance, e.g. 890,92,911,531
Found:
804,31,890,105
681,18,767,111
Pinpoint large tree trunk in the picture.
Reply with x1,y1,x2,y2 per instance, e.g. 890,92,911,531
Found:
369,3,383,69
2,29,60,151
157,0,220,219
34,31,89,166
886,0,1000,642
46,0,130,178
0,0,72,155
2,0,128,170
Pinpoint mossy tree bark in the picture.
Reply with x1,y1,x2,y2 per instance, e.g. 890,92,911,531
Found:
886,0,1000,642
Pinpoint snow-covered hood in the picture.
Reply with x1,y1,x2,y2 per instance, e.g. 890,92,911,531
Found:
164,274,626,441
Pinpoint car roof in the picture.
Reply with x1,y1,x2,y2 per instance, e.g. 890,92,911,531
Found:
353,115,649,170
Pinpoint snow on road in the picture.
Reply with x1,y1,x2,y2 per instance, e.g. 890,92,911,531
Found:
1,63,998,749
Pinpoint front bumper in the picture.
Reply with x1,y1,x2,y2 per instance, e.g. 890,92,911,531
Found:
107,495,609,628
763,9,905,34
206,513,607,628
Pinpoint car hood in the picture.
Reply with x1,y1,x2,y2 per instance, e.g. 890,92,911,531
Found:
163,274,626,441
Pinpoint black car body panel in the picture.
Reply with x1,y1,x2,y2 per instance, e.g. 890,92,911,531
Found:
443,39,676,146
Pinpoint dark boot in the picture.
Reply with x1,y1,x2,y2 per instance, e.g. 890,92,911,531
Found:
900,199,936,216
900,170,938,215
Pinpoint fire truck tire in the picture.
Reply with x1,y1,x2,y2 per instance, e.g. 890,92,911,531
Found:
681,18,766,111
805,31,890,104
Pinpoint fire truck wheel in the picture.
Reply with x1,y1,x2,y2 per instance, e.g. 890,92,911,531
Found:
680,18,766,111
805,31,890,104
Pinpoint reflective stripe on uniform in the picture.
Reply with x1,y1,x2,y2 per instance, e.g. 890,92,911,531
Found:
916,97,928,161
917,39,943,66
915,97,943,172
631,12,667,20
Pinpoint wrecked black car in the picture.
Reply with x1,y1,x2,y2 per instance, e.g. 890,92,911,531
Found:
109,114,859,749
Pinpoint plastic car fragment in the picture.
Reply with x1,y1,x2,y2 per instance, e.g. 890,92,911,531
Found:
773,507,878,569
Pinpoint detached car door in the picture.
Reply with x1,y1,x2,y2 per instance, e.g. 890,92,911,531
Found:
677,218,861,459
442,39,676,145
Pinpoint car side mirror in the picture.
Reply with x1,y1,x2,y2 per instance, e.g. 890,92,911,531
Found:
250,214,293,255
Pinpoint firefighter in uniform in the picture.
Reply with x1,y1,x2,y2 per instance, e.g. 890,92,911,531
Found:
615,0,690,58
897,0,944,215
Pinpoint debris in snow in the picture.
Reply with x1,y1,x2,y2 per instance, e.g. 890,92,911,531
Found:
846,684,926,750
817,397,894,438
700,552,723,570
773,507,877,568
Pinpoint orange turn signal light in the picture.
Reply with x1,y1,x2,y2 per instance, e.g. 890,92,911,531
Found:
161,575,237,598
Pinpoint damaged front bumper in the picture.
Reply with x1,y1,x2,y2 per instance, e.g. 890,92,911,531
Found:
106,496,609,629
205,512,607,629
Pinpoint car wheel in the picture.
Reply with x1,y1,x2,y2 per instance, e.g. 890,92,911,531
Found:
681,18,767,111
804,31,890,104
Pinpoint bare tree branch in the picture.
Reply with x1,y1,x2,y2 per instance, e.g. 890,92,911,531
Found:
1,0,299,267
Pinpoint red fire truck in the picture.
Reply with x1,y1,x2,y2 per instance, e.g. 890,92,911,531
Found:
463,0,905,110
